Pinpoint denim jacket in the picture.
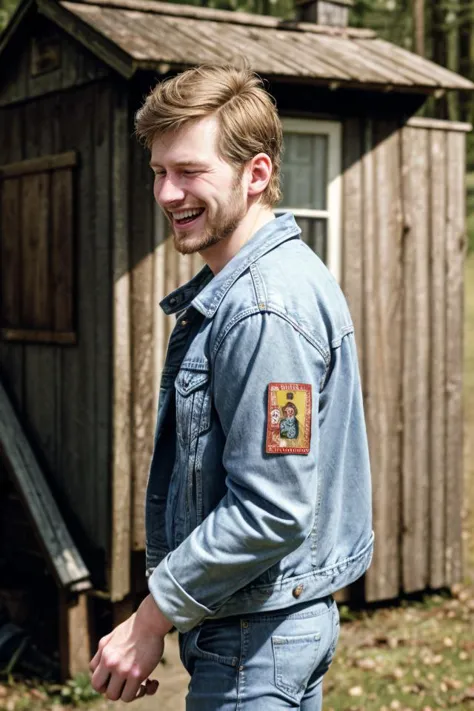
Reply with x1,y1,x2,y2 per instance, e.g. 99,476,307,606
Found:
146,213,374,633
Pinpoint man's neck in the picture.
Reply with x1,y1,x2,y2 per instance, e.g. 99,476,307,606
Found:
201,204,276,275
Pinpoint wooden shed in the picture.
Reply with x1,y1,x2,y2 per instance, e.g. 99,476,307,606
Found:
0,0,472,672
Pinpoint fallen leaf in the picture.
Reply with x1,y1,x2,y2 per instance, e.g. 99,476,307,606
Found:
0,685,7,699
30,689,48,701
349,686,363,697
390,701,401,710
357,658,377,671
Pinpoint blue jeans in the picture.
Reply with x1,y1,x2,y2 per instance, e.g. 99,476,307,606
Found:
178,596,340,710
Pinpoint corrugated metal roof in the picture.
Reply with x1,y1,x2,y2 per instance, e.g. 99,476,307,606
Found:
49,0,474,91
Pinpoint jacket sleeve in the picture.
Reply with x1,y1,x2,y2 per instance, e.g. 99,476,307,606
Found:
148,311,328,632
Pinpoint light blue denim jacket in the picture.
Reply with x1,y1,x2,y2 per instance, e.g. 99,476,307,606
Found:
146,213,374,633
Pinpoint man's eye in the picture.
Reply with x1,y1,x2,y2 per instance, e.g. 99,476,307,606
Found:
154,171,165,178
183,170,200,175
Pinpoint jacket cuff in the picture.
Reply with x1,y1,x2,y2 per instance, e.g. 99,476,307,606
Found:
148,553,213,633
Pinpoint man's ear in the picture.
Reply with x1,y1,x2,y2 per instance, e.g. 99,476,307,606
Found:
246,153,272,199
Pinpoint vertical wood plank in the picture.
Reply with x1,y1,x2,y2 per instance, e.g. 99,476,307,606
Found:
51,169,74,331
130,139,154,551
164,235,177,345
341,118,364,362
111,89,131,600
153,205,168,407
56,85,98,547
363,120,403,602
401,125,430,593
0,104,24,410
339,117,365,604
59,592,92,681
0,179,21,327
444,131,465,586
93,82,113,556
428,129,447,588
192,252,205,278
22,97,58,482
20,172,51,329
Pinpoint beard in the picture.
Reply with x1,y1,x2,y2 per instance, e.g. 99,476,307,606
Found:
169,170,246,255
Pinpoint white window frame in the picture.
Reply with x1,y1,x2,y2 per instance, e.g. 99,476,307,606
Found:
276,118,342,283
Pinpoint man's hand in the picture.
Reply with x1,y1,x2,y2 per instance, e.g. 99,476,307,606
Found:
89,594,173,703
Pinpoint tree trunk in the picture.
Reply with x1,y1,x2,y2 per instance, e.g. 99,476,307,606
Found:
413,0,425,56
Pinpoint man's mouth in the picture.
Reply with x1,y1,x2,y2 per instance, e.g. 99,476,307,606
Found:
172,208,205,227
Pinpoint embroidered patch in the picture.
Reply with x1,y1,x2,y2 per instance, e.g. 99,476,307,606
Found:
266,383,312,455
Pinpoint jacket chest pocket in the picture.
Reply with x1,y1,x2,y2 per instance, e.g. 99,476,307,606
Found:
175,366,211,445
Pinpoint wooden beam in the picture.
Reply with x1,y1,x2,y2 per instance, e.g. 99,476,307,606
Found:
401,125,430,594
0,381,91,590
407,117,472,133
0,152,77,179
444,131,465,585
428,129,447,589
110,90,132,601
59,591,93,681
0,329,76,344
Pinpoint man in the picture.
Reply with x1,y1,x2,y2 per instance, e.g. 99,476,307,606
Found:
90,64,373,709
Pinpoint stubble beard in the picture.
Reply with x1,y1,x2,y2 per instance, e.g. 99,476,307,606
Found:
171,174,247,256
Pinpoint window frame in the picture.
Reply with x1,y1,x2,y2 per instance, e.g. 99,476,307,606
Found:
276,118,342,282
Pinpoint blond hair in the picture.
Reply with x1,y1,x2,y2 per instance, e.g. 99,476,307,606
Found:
134,65,282,207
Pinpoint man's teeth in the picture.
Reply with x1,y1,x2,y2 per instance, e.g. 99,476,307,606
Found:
174,209,202,220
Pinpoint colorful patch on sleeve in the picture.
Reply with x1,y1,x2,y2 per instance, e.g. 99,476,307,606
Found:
266,383,312,455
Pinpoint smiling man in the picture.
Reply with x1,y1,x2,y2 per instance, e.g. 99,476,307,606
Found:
90,65,373,710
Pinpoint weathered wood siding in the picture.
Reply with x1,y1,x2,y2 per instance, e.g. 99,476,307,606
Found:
0,16,109,108
128,135,204,552
124,116,465,605
342,116,466,601
0,80,114,556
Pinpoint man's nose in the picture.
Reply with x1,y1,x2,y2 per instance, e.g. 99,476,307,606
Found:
156,176,185,206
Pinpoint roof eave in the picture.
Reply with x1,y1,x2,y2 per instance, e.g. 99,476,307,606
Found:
0,0,35,59
133,61,474,94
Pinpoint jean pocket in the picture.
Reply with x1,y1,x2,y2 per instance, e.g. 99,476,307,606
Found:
192,621,240,668
272,632,322,702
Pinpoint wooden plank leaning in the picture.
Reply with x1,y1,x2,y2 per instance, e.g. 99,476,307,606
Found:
0,380,91,591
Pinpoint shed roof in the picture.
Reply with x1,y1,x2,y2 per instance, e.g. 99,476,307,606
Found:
2,0,474,93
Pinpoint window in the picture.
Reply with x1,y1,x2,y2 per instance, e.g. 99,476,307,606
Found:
277,119,342,281
0,152,76,344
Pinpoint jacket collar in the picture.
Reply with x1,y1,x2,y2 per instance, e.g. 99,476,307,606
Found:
160,213,301,318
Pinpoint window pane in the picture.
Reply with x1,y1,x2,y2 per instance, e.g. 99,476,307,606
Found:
297,218,327,263
281,133,328,210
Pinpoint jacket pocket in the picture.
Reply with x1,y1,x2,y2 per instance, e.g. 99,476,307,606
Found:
175,364,211,445
272,632,322,702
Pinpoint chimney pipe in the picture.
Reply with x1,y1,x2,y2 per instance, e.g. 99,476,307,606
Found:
295,0,353,28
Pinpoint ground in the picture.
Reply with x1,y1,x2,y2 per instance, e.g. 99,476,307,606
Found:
1,256,473,711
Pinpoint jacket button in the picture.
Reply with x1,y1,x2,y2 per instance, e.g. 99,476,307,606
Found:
292,584,304,599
